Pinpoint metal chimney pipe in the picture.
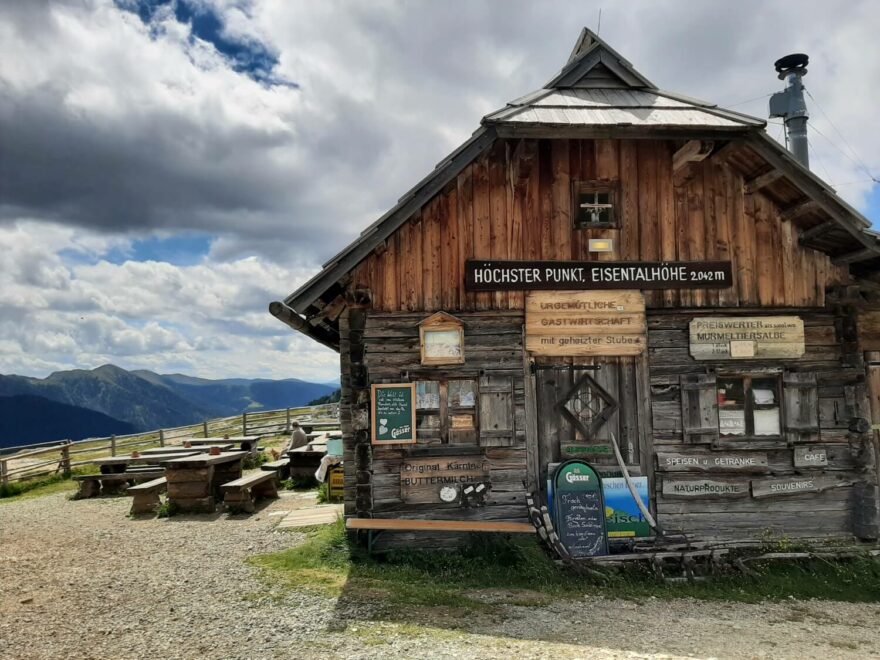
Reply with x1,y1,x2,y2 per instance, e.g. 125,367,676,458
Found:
769,53,810,169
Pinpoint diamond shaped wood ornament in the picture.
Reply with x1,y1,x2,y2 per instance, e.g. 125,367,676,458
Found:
557,372,619,441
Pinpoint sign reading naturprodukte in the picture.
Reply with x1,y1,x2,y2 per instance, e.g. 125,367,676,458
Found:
371,383,417,445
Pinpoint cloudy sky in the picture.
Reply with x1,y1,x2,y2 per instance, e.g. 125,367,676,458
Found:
1,0,878,383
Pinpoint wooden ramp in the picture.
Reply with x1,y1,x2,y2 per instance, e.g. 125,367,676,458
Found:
276,504,343,529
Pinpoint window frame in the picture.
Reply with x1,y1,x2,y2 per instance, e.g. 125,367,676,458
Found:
415,378,479,446
572,180,619,229
716,373,782,440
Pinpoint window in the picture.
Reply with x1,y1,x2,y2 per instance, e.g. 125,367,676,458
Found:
574,182,617,228
416,379,478,445
717,375,781,438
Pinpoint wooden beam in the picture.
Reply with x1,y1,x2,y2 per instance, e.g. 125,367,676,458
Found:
798,220,837,245
833,246,880,265
744,169,784,194
345,518,536,533
672,139,714,173
780,199,820,222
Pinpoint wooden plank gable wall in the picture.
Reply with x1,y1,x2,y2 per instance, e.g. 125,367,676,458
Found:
352,138,850,312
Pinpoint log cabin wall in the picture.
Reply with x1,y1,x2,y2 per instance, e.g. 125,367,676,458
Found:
648,308,872,541
357,310,530,550
352,138,851,313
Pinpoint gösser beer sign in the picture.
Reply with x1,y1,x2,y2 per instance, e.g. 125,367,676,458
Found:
526,290,646,356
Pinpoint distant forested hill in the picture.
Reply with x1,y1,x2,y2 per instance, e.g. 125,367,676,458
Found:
0,365,337,446
0,395,134,449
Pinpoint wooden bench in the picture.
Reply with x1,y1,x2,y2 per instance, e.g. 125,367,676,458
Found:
345,518,536,553
220,472,279,513
261,458,290,478
73,470,165,499
127,477,167,515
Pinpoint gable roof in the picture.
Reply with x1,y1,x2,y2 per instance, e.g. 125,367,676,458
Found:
273,28,880,348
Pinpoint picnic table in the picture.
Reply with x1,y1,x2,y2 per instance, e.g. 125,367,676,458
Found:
187,436,262,451
287,442,327,481
160,451,249,513
92,452,200,473
139,444,233,456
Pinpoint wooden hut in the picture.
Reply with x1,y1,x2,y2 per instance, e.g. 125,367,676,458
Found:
272,29,880,552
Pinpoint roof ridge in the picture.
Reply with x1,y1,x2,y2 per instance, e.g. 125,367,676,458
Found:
546,28,655,90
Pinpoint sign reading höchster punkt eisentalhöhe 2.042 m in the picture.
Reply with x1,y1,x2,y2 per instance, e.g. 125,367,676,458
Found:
465,260,732,291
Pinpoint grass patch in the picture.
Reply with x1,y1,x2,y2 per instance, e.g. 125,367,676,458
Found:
251,518,880,618
281,475,319,490
0,466,100,503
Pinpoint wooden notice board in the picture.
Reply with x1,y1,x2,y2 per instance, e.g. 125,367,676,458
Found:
371,383,417,445
525,290,646,356
552,460,608,558
689,316,805,360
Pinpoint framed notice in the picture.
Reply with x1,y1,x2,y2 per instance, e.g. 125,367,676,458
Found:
371,383,417,445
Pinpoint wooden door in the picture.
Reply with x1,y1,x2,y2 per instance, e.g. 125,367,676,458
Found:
533,357,646,486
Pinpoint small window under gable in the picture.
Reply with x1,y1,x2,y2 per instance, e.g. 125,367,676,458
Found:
573,181,617,228
418,312,465,366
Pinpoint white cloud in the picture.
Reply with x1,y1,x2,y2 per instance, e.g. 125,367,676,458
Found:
0,0,878,382
0,222,338,381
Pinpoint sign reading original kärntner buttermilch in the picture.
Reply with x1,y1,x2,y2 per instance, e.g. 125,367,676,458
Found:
689,316,805,360
465,260,732,291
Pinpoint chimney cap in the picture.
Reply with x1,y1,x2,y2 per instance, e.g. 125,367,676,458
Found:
774,53,809,77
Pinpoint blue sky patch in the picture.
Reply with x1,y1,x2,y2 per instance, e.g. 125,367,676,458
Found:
116,0,297,87
109,233,213,266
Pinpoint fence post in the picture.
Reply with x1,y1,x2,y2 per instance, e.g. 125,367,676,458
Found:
286,408,291,433
110,435,117,457
159,429,165,447
242,412,248,436
0,458,7,486
203,421,209,438
60,441,71,476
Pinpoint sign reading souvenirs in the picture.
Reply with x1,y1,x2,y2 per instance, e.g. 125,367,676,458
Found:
400,456,490,504
552,460,608,557
465,260,732,291
689,316,805,360
656,452,770,474
661,478,750,498
371,383,417,445
525,291,646,357
751,475,849,499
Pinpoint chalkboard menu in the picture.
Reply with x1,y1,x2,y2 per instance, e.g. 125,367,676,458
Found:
371,383,417,445
553,460,608,558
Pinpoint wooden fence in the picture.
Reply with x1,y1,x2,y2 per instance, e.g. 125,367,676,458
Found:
0,403,339,485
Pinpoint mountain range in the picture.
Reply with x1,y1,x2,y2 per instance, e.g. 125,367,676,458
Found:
0,365,337,448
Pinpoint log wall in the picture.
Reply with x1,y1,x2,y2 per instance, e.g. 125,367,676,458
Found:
352,139,850,312
647,308,874,541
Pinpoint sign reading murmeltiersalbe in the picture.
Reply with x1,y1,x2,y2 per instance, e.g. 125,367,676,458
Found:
465,260,732,291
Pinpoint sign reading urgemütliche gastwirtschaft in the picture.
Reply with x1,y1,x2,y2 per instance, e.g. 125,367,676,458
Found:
371,383,416,445
465,260,732,291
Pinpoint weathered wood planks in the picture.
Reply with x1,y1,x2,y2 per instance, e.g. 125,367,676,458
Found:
351,138,839,313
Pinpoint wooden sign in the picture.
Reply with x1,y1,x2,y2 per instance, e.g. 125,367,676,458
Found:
400,456,489,504
525,291,646,357
553,461,608,557
562,444,613,458
751,475,849,499
793,446,829,468
689,316,805,360
466,260,732,291
661,478,749,498
371,383,417,445
656,452,769,474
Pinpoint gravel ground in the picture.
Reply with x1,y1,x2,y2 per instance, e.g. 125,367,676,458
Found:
1,491,880,659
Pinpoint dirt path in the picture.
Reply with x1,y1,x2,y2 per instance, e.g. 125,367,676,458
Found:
1,491,878,659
